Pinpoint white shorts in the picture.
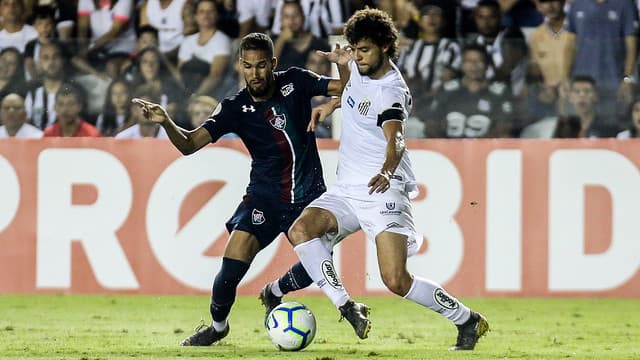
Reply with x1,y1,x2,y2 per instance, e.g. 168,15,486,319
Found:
309,183,423,257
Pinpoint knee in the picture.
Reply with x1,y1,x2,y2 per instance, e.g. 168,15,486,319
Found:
288,219,312,246
381,270,412,296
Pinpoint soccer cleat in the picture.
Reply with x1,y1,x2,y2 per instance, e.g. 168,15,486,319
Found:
449,311,489,351
338,300,371,339
258,283,282,325
179,321,230,346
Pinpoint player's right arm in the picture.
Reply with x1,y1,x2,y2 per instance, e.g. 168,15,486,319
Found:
132,98,212,155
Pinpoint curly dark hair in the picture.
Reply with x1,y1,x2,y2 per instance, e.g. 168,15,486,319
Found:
343,8,399,59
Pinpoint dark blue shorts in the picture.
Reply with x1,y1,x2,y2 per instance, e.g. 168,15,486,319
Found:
225,195,312,249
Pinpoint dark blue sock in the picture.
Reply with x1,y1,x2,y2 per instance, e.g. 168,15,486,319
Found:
278,261,313,295
210,257,250,322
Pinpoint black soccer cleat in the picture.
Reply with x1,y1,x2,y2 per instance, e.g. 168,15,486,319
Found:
338,300,371,339
179,321,229,346
449,311,489,351
258,283,282,326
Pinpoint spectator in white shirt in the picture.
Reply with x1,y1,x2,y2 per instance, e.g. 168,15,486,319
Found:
115,88,168,139
0,0,38,53
178,0,231,97
0,93,43,138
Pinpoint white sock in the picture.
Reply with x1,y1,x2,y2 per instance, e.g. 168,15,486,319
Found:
294,238,350,307
270,280,283,297
212,319,228,332
404,276,471,325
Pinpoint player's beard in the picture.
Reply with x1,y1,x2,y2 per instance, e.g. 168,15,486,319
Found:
358,55,383,76
247,77,273,98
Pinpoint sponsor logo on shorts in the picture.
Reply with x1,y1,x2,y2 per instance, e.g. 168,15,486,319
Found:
386,222,401,229
321,260,342,289
380,202,401,216
433,288,459,310
251,209,265,225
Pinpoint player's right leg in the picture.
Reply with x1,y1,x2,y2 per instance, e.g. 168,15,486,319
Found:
180,230,261,346
288,203,371,339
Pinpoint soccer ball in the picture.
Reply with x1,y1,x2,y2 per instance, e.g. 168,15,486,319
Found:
266,301,316,351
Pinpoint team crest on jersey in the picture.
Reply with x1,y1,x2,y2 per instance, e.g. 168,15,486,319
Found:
280,83,294,97
267,106,287,130
242,104,255,112
357,98,371,115
252,209,265,225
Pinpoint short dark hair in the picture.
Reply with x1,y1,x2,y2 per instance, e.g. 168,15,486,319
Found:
476,0,501,14
56,82,85,106
343,8,399,59
462,43,490,65
136,24,159,39
31,5,55,22
239,32,274,58
571,74,596,87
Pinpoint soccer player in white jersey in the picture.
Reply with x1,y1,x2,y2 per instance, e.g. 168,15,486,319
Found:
287,8,489,350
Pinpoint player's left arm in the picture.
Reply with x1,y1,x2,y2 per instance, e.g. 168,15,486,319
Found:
368,117,406,194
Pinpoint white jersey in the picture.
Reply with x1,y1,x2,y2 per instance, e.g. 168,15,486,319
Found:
338,60,417,197
0,123,44,138
145,0,186,53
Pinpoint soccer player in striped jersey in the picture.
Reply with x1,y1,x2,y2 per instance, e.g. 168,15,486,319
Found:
285,8,490,350
132,32,345,346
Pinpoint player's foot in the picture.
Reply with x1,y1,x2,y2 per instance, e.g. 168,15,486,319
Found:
338,300,371,339
179,321,230,346
259,283,282,325
449,311,489,351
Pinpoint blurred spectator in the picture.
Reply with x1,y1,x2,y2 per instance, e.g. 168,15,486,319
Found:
43,83,100,137
398,1,461,119
95,78,132,136
115,86,168,138
178,0,232,97
304,50,333,138
52,0,79,44
131,46,187,121
25,42,71,130
237,0,273,38
467,0,526,89
271,0,345,38
425,44,515,138
526,0,571,121
551,114,581,138
0,0,38,53
567,0,638,119
24,6,101,81
0,93,43,138
521,75,621,138
274,0,329,71
188,94,218,129
77,0,137,68
501,0,543,29
616,97,640,139
139,0,187,62
0,47,28,100
214,0,240,38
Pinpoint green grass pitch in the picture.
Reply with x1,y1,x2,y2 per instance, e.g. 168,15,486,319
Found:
0,295,638,359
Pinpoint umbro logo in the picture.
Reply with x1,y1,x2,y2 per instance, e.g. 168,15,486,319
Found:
242,105,256,112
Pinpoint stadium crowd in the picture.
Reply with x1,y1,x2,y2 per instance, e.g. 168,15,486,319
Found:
1,0,640,139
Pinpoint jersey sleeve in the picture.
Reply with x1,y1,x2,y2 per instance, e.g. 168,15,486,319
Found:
290,67,331,98
376,87,409,127
201,100,235,142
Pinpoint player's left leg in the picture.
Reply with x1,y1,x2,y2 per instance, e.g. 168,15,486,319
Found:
180,230,261,346
375,231,489,350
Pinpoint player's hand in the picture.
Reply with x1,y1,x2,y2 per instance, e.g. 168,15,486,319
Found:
316,43,352,66
132,98,170,124
368,172,391,194
307,101,334,132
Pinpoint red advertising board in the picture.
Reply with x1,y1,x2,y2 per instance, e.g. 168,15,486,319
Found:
1,138,639,297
